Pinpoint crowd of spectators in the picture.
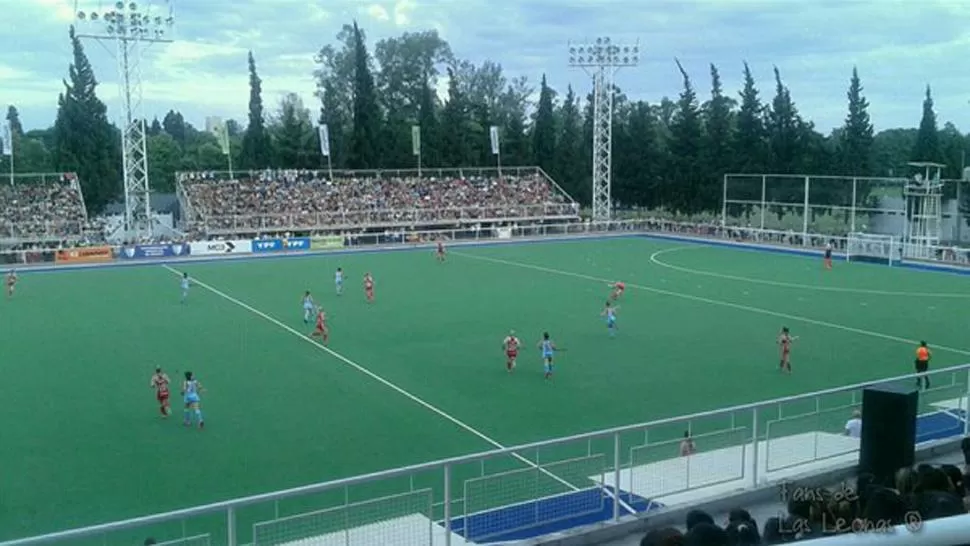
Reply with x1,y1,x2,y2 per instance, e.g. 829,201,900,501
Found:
639,460,970,545
0,175,89,241
179,169,578,233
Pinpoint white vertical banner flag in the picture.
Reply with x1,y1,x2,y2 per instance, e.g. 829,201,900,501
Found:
489,125,500,155
318,124,331,157
205,116,230,156
0,120,11,157
411,125,421,156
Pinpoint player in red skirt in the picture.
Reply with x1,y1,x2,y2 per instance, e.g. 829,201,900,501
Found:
364,273,375,303
823,242,833,270
311,307,329,345
150,367,171,417
6,270,17,299
609,281,626,301
778,327,797,374
436,240,446,262
503,330,520,372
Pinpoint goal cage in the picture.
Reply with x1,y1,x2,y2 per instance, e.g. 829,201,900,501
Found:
846,232,901,266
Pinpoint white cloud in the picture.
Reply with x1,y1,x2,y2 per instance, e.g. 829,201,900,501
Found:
365,4,390,22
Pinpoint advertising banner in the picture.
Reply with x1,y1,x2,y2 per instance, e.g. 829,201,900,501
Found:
310,236,344,250
119,243,189,260
283,237,310,251
189,240,252,256
252,239,283,253
55,246,113,264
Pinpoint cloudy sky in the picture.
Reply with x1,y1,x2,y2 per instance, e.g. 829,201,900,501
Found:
2,0,970,134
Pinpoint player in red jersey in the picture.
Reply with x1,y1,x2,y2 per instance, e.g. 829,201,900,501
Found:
311,307,329,344
364,273,375,303
778,327,797,374
6,270,17,299
150,367,171,417
823,242,833,270
503,330,520,372
609,281,625,301
436,240,446,262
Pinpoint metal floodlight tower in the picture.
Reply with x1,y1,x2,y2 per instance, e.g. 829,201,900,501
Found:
74,1,174,239
568,37,639,221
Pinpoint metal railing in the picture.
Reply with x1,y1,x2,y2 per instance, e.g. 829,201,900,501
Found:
3,366,968,546
5,218,970,272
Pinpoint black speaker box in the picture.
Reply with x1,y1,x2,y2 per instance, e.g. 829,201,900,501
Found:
857,384,918,489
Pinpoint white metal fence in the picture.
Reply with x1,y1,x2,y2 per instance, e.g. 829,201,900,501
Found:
1,366,967,546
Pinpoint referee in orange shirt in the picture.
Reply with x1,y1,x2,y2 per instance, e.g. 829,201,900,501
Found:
915,341,931,389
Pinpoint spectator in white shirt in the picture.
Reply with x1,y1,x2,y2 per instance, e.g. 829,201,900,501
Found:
844,410,862,438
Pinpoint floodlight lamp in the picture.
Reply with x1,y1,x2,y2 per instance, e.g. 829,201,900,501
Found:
130,2,137,11
604,37,610,44
632,46,638,54
107,26,115,34
569,46,576,54
115,1,124,10
154,16,162,25
632,56,638,63
596,37,602,44
77,10,86,19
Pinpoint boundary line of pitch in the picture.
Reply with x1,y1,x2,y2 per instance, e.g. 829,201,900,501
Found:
159,264,637,517
449,250,970,359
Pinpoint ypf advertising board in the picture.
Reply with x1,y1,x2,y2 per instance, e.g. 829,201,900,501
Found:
251,238,311,254
189,240,252,256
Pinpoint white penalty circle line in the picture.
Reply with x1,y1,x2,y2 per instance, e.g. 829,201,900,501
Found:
161,265,635,514
650,246,970,299
449,251,970,358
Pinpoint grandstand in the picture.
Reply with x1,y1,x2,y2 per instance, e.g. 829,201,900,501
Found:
0,173,91,244
175,167,580,238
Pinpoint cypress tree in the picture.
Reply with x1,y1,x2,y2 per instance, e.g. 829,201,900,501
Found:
349,21,381,169
240,51,273,169
532,74,557,172
52,26,120,213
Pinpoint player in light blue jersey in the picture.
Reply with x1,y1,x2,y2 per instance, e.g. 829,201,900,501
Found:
181,371,204,429
180,273,190,304
538,332,557,380
302,291,315,324
601,302,619,337
335,268,344,296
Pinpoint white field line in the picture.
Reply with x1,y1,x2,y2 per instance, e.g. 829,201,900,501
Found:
450,251,970,358
650,246,970,299
161,265,636,516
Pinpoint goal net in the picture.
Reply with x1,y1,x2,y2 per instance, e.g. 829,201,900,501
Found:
846,233,900,265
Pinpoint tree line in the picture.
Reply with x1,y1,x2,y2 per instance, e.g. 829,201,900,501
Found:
4,22,969,216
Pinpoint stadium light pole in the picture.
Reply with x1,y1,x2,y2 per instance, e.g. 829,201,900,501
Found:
74,1,175,239
568,37,638,222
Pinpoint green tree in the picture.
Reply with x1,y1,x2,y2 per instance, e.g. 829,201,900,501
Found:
440,67,470,167
52,26,121,212
271,93,317,169
703,64,734,210
669,60,704,213
766,66,803,174
6,105,23,137
417,79,440,167
532,74,557,173
840,67,873,176
146,132,181,191
161,110,186,147
349,21,381,169
553,85,584,203
240,51,273,169
735,62,766,173
314,24,358,170
911,85,942,164
148,117,162,137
